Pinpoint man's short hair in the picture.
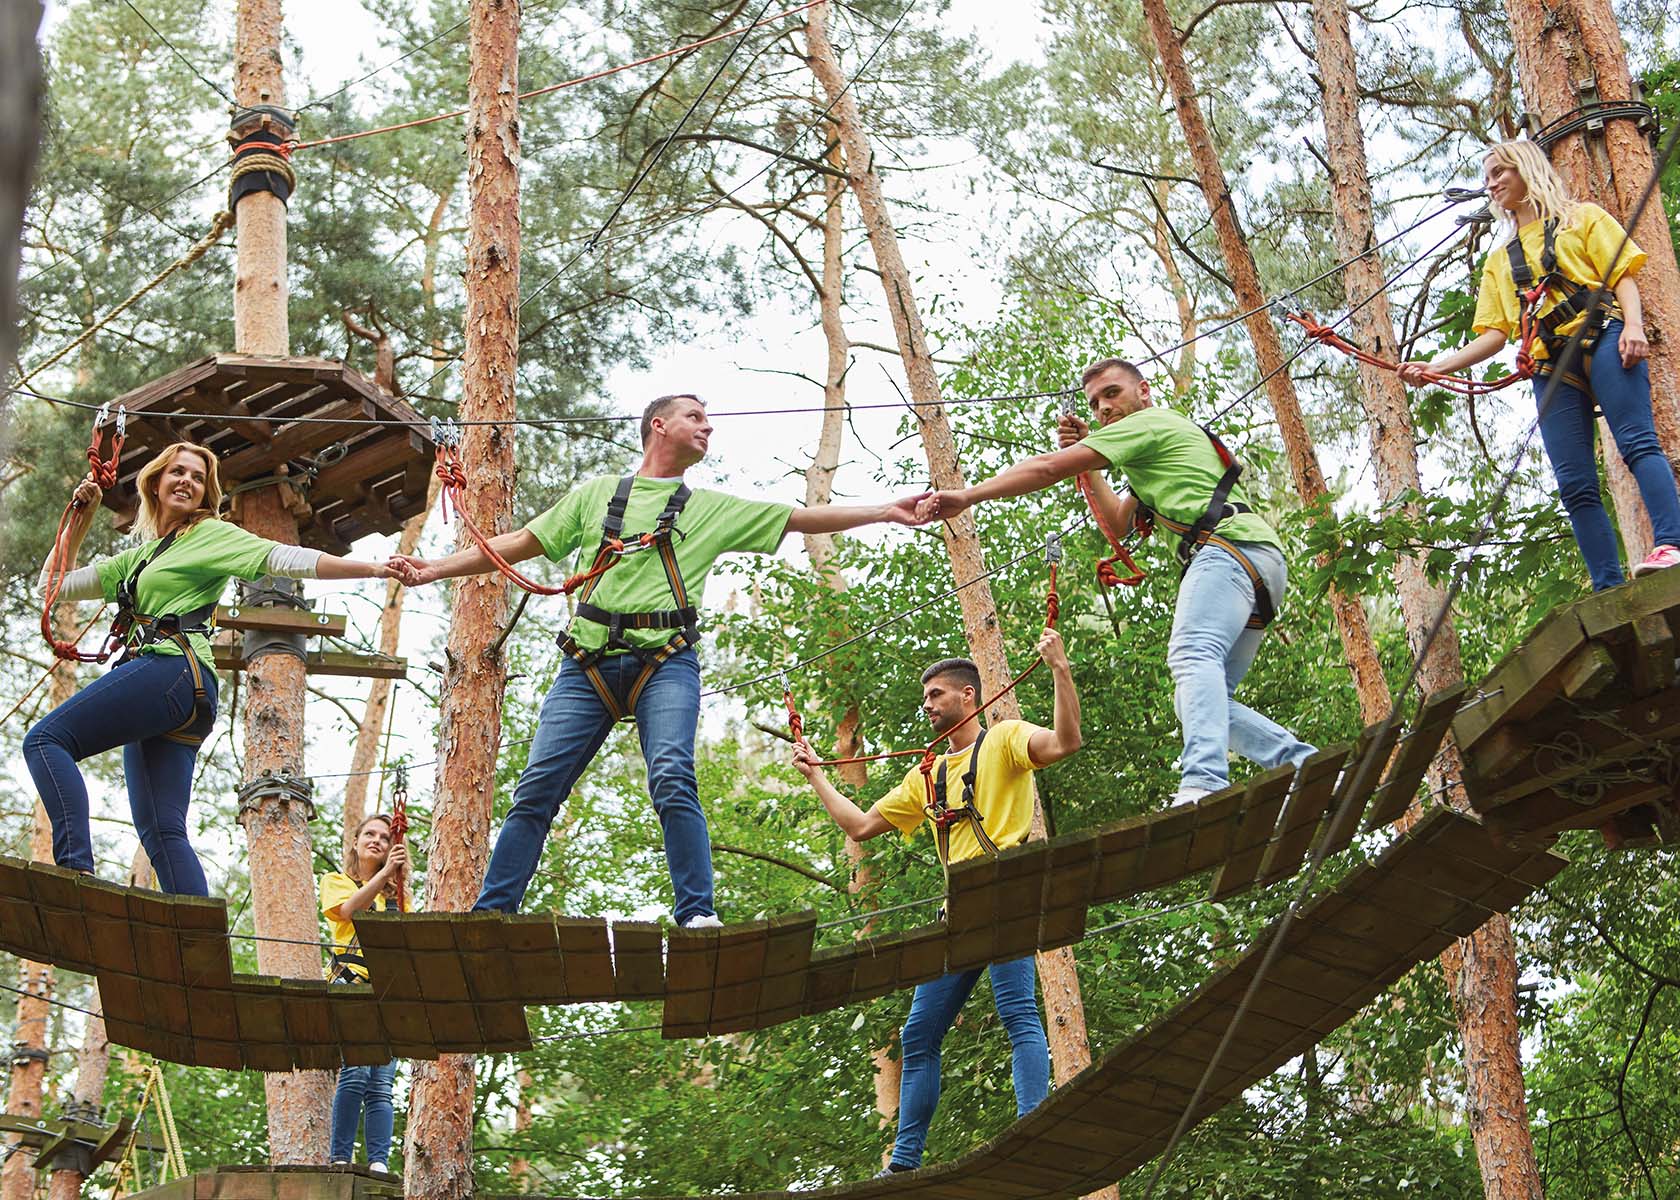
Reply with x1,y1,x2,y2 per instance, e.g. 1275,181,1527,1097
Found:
921,657,983,706
641,393,703,445
1079,358,1144,387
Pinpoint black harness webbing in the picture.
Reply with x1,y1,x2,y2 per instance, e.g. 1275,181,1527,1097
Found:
113,529,216,746
1507,217,1615,394
1134,426,1276,630
557,476,697,721
927,727,1000,868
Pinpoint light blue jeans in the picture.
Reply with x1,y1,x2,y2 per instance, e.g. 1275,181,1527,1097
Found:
1167,541,1315,793
889,955,1049,1169
474,649,713,923
328,986,395,1166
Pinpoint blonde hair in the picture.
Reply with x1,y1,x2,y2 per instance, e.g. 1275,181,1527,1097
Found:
1485,139,1579,240
344,813,406,908
134,442,224,540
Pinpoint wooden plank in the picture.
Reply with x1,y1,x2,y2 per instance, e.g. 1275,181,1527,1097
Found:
556,918,615,1001
705,922,773,1033
450,912,521,1003
26,864,94,970
800,947,858,1016
1629,612,1676,696
1208,764,1296,901
943,854,1000,970
1452,604,1587,749
0,858,50,962
610,922,665,999
1364,685,1466,830
752,913,819,1028
214,606,348,637
1038,829,1099,950
215,397,373,480
990,844,1052,963
1131,792,1216,891
400,916,471,1003
497,914,566,1002
1181,785,1249,877
173,894,234,990
1088,817,1149,903
663,927,720,1038
1317,721,1402,858
212,643,408,679
1561,639,1619,701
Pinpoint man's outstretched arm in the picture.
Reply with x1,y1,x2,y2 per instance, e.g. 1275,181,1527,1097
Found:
920,444,1108,521
786,492,933,534
391,528,546,585
791,739,895,841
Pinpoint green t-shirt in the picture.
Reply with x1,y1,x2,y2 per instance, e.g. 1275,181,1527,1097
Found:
1080,407,1281,551
95,518,279,667
525,475,794,654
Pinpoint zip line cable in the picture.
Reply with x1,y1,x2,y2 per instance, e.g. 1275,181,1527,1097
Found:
1139,120,1680,1199
118,0,234,104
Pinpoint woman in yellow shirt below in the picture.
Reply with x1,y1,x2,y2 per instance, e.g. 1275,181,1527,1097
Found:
1399,139,1680,591
26,441,396,894
320,813,407,1172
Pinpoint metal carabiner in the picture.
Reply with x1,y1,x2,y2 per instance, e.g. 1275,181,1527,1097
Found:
92,401,112,431
1045,532,1063,566
113,405,127,439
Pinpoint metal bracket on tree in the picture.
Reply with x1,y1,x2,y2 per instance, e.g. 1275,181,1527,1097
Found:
1525,76,1658,154
235,576,311,663
236,769,315,821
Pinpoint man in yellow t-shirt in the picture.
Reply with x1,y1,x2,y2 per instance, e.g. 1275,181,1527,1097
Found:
791,629,1082,1175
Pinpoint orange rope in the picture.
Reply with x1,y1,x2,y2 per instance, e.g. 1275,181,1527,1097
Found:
387,766,410,913
41,408,127,664
291,0,825,152
1286,298,1543,397
1074,472,1146,588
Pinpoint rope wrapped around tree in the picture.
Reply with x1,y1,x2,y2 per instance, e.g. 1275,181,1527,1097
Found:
40,404,127,663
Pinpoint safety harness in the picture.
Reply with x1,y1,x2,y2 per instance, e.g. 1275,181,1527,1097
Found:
1506,217,1613,392
331,767,409,984
430,420,701,722
39,405,214,745
1065,396,1274,630
928,726,999,866
556,474,697,721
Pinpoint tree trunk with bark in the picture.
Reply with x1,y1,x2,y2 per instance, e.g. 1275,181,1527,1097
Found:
804,11,1104,1191
230,0,333,1163
1309,2,1543,1195
0,0,43,428
404,0,521,1194
1138,0,1390,725
1504,0,1680,562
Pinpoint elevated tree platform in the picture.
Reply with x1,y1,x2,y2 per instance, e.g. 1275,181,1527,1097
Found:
126,1165,400,1200
95,354,434,556
0,1110,154,1174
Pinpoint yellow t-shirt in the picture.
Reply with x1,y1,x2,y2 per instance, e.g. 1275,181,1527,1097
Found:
320,871,387,981
873,719,1042,864
1473,202,1646,359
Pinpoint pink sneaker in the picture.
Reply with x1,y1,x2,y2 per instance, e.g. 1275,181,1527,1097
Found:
1633,544,1680,578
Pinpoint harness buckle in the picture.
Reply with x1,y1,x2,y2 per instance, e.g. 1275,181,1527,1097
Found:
113,405,127,439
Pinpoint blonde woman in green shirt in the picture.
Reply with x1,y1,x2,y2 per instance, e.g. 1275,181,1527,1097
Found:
27,441,396,895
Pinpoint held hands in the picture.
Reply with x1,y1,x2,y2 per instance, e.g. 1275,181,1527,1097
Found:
914,489,970,523
1056,413,1090,448
387,554,435,586
883,491,937,526
1036,626,1069,671
1621,323,1650,368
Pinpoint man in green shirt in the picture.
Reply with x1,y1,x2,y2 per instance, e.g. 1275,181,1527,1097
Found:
920,359,1313,803
395,393,929,925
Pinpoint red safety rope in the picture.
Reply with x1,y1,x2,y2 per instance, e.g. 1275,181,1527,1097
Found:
290,0,825,152
387,765,410,913
787,544,1062,800
1074,471,1146,588
41,406,127,663
432,427,636,597
1285,297,1543,397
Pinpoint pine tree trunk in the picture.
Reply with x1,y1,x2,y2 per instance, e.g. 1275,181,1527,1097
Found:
0,0,42,419
1309,3,1542,1196
1505,0,1680,562
1138,0,1391,725
404,0,521,1194
805,11,1103,1190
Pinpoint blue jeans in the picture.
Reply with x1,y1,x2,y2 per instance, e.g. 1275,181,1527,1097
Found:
329,1025,395,1164
23,652,217,895
1167,541,1315,794
474,649,713,923
1535,320,1680,591
889,955,1050,1169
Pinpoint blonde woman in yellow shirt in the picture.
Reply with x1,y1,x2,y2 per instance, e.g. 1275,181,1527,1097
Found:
320,814,407,1171
1399,139,1680,590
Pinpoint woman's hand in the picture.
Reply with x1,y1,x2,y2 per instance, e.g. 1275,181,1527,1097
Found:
1620,322,1650,368
71,473,103,512
378,843,408,879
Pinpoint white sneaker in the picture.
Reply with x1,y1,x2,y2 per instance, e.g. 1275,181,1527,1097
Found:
1172,784,1214,805
680,913,723,929
368,1163,388,1174
330,1162,349,1167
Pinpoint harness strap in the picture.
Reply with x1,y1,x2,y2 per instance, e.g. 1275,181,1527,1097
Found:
926,726,999,868
1143,509,1276,630
1506,218,1617,382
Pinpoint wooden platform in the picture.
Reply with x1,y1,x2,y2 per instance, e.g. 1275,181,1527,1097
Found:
97,354,433,555
124,1165,400,1200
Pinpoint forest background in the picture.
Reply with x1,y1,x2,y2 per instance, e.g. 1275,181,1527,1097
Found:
1,0,1678,1196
